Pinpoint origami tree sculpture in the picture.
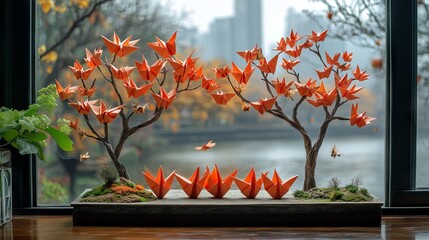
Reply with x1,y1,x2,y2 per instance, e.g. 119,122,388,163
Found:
210,30,375,191
57,32,203,179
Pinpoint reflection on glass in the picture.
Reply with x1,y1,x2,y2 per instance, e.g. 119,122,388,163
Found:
417,0,429,188
35,0,385,204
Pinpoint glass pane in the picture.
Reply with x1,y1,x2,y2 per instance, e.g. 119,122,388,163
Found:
35,0,385,204
417,0,429,188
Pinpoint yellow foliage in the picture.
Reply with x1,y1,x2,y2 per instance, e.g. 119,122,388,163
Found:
38,0,55,13
37,45,46,55
41,51,58,63
46,65,53,74
71,0,90,9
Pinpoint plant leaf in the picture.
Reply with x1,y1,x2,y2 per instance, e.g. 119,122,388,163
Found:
15,137,39,156
43,127,73,151
22,132,47,142
24,104,40,116
2,129,18,142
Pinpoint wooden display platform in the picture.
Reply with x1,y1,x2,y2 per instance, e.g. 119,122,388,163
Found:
72,190,382,226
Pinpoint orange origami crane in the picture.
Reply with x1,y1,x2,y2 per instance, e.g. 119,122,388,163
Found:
307,82,338,107
151,87,176,110
353,65,369,81
187,66,204,81
272,78,294,98
274,37,287,52
295,78,318,97
110,65,135,80
78,86,96,98
231,62,254,85
210,91,235,106
250,96,277,115
84,48,103,68
201,76,221,92
194,140,216,151
342,51,353,62
134,56,165,82
174,167,210,198
69,99,98,115
55,80,78,101
339,84,362,100
233,167,263,199
143,166,176,199
167,51,199,82
237,44,262,62
299,39,314,49
68,119,79,130
101,32,139,57
123,79,153,98
90,100,123,124
204,165,238,198
69,60,94,80
285,30,303,48
262,170,298,199
350,103,376,128
307,29,328,43
285,46,303,58
281,58,300,71
213,66,231,79
257,54,279,74
315,65,333,79
147,31,177,58
325,52,340,66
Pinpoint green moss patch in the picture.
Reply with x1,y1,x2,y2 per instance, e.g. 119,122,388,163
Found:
293,186,374,202
81,178,157,203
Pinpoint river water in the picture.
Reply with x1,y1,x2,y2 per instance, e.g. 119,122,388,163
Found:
129,136,386,199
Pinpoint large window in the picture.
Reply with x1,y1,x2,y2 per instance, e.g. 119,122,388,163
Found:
34,0,386,205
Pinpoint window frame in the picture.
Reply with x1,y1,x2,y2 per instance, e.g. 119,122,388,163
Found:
0,0,427,213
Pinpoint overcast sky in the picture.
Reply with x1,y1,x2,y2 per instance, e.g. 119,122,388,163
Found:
163,0,326,50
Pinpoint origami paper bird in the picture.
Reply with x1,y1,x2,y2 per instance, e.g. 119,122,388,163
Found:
237,44,262,62
272,78,294,98
84,48,103,68
285,30,303,48
101,32,139,57
135,56,165,82
151,87,176,110
110,65,135,80
294,78,318,97
233,167,263,199
68,119,79,130
167,51,199,82
69,60,94,80
90,100,123,124
213,66,231,79
143,166,176,199
285,46,303,58
299,39,314,49
187,66,204,81
231,62,254,85
69,99,98,115
353,65,369,81
147,31,177,58
280,58,301,71
78,86,96,98
194,140,216,151
201,76,221,92
262,170,298,199
257,54,279,74
335,74,352,89
325,52,340,66
307,30,328,42
274,37,287,52
210,91,235,105
250,96,277,115
342,51,353,62
55,80,78,101
315,65,333,79
350,103,376,128
339,84,362,100
204,165,238,198
123,79,153,98
338,63,352,71
307,82,338,107
174,167,209,198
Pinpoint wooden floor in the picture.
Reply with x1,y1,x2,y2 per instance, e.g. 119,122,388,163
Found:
1,216,429,239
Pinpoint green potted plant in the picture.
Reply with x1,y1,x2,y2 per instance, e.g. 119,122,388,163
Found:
0,84,73,226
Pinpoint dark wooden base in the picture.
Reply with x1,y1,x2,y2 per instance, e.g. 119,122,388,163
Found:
72,190,382,227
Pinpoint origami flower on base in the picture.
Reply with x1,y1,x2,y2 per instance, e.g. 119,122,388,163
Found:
261,170,298,199
204,165,238,199
175,167,210,199
233,167,264,199
143,166,176,199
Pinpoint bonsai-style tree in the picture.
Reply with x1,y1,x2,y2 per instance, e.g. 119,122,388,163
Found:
210,30,375,191
56,32,203,179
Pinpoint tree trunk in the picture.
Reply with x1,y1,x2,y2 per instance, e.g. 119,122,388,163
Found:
303,150,318,191
104,142,130,179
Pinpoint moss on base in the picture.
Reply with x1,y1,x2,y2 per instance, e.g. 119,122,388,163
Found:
81,178,157,203
293,186,374,202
